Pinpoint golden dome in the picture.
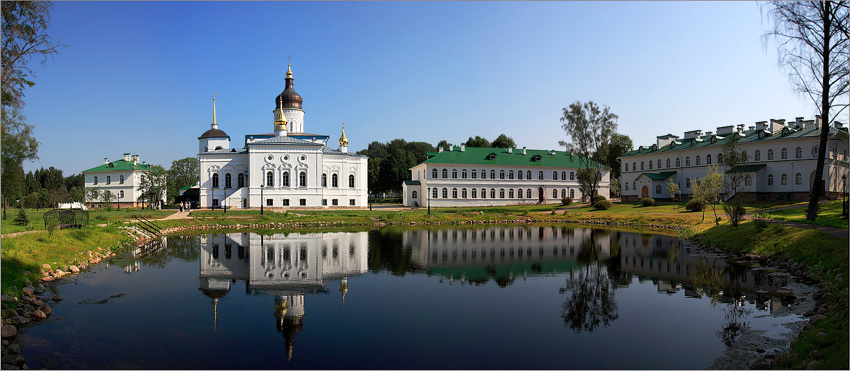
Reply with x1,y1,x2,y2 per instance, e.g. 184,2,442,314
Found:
339,122,349,147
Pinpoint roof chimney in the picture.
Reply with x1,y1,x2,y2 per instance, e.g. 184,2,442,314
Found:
550,150,556,155
460,144,465,152
508,147,513,153
736,124,745,133
438,146,443,153
104,157,109,164
449,145,454,151
522,147,527,155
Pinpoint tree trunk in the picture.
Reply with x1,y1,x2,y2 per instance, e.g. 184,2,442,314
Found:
807,2,833,221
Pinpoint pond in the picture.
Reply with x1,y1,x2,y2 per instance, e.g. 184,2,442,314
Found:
20,226,806,369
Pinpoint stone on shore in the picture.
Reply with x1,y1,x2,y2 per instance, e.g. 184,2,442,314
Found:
51,295,63,302
69,265,80,274
1,325,17,338
41,276,54,282
41,264,51,270
31,310,46,320
0,295,15,304
20,287,33,297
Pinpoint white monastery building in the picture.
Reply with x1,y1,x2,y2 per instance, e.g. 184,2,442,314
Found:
198,65,368,209
618,117,849,201
402,145,610,207
83,153,166,208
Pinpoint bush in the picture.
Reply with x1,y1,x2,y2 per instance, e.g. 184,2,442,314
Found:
593,199,612,210
13,209,29,226
686,198,705,212
561,197,573,206
592,194,607,204
640,197,655,207
723,203,746,227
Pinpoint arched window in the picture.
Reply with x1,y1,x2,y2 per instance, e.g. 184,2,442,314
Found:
641,161,645,170
119,190,124,198
213,173,219,188
332,173,339,187
561,189,566,198
625,163,629,172
471,188,477,198
282,171,290,187
499,189,505,198
106,176,111,185
706,154,712,164
491,189,496,198
500,170,505,179
452,188,458,198
348,174,355,188
322,173,327,187
632,162,636,171
745,175,752,186
299,171,307,187
472,170,477,179
452,169,458,179
508,170,513,179
224,173,231,188
768,149,774,160
795,173,802,185
655,185,662,194
553,171,558,180
509,189,514,198
265,171,273,187
517,170,523,180
767,174,774,185
538,171,543,180
462,188,467,198
238,173,245,187
412,191,418,199
491,170,496,179
686,178,691,188
675,158,681,167
482,188,488,199
570,189,575,198
94,176,98,185
432,169,438,178
632,182,636,191
518,188,523,198
685,156,691,166
119,175,124,184
717,153,723,164
481,169,487,179
442,169,448,178
781,148,788,159
795,147,802,159
781,173,787,185
552,189,557,198
561,171,566,180
666,158,671,168
526,189,532,198
570,171,575,180
442,188,448,198
648,161,653,170
812,146,819,157
695,155,701,166
432,188,438,198
625,182,629,191
657,159,661,169
526,170,531,180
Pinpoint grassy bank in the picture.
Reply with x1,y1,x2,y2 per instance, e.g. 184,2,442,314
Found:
768,199,849,229
1,208,176,235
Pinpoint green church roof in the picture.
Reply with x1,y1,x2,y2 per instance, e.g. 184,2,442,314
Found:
420,147,607,169
638,171,677,180
83,159,154,173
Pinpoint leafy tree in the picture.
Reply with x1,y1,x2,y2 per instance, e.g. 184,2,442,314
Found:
666,178,681,203
491,134,516,149
692,165,724,225
100,189,114,205
64,173,84,192
720,134,749,227
167,157,199,202
464,136,491,148
601,133,633,180
358,139,434,194
560,101,618,200
138,165,167,208
435,139,451,150
86,187,100,203
610,178,620,197
764,1,849,220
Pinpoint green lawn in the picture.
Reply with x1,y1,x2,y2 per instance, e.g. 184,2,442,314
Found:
768,200,849,229
1,208,177,235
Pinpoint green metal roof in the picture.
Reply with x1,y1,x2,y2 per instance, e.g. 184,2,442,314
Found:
620,124,847,158
420,147,607,169
725,164,767,173
403,180,421,185
83,159,153,173
638,171,677,180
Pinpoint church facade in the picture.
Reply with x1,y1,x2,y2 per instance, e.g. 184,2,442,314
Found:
198,66,368,209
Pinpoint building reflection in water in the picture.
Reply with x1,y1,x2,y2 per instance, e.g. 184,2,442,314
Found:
198,232,368,361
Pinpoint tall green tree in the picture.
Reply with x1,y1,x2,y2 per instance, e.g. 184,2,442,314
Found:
559,101,618,199
720,134,749,227
357,139,434,194
167,157,199,202
764,1,849,220
601,133,633,180
491,134,517,149
137,165,167,208
465,136,491,148
435,139,452,150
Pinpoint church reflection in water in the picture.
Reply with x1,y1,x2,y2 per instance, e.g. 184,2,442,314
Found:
198,232,368,361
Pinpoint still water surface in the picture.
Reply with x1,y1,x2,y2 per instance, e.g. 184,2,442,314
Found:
21,226,801,369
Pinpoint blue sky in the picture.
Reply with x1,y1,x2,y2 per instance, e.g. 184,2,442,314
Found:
20,1,843,174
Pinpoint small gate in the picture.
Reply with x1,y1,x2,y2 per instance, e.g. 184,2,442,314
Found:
44,209,89,230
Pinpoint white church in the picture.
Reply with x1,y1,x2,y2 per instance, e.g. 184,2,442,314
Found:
198,65,368,209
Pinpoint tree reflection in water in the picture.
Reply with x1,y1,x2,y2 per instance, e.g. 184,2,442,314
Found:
560,230,619,333
692,257,752,346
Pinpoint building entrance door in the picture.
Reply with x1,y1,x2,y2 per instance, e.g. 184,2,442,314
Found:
538,187,544,203
641,186,649,198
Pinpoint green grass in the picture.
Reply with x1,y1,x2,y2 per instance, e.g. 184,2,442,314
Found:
768,200,849,229
1,208,177,235
1,208,49,234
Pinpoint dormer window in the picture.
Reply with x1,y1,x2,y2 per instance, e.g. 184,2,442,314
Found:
690,139,696,146
782,128,790,136
710,136,717,144
531,154,542,162
486,153,498,160
652,144,657,151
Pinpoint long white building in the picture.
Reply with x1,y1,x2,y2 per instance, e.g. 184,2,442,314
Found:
402,145,610,207
198,65,368,209
618,117,849,201
83,152,166,208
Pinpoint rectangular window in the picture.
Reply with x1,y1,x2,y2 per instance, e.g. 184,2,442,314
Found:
349,199,356,206
212,199,219,207
332,199,339,206
282,199,289,206
300,199,306,206
322,199,328,206
266,199,273,206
